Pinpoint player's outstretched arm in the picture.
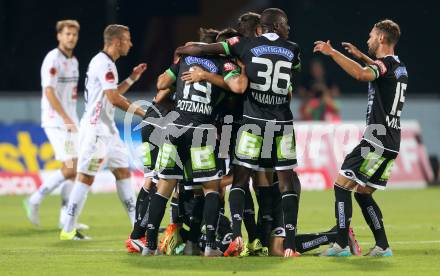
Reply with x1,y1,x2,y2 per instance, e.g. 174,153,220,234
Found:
117,63,147,95
105,89,145,118
45,87,77,132
175,43,225,58
181,66,229,90
341,42,374,65
313,40,375,82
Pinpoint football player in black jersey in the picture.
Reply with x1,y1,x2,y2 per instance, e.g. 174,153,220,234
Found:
314,19,406,257
143,41,248,257
175,8,303,257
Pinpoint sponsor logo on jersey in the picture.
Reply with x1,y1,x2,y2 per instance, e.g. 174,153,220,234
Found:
251,45,294,61
227,36,240,45
223,62,237,72
105,71,115,82
49,67,57,76
394,66,408,79
374,60,387,76
184,56,218,73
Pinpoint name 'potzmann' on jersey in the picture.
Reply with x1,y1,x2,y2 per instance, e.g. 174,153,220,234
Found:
366,55,408,152
221,33,301,122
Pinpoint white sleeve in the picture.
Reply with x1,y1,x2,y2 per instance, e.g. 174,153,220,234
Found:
99,62,118,91
41,54,59,88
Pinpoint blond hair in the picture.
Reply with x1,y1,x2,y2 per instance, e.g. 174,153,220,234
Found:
104,24,129,45
56,20,80,33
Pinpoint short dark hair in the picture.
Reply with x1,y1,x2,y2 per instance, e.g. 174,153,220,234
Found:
199,28,219,43
237,12,260,38
260,8,287,32
216,28,240,42
374,19,401,45
104,24,129,45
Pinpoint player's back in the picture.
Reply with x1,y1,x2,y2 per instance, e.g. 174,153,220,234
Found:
40,48,79,128
82,51,119,135
366,55,408,151
224,33,301,121
169,55,239,126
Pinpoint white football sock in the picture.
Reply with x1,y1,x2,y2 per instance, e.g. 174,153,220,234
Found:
63,181,90,233
29,170,65,205
59,179,74,227
116,178,136,225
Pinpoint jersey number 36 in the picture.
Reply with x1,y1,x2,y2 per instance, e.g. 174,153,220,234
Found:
250,57,292,95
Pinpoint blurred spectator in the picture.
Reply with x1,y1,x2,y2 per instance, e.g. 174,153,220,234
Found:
298,59,341,122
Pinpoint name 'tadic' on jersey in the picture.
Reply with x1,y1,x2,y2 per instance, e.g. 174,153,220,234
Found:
41,48,79,128
82,51,119,135
222,33,301,121
166,55,240,126
366,55,408,152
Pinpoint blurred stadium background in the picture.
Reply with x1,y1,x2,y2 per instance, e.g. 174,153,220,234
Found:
0,0,438,193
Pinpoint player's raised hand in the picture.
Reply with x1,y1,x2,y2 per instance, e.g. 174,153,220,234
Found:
130,63,147,81
342,42,363,59
181,66,205,83
313,40,334,56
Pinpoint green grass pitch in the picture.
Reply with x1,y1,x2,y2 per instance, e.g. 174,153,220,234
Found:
1,188,440,275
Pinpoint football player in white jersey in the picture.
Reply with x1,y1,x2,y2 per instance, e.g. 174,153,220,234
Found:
60,24,147,240
24,20,87,229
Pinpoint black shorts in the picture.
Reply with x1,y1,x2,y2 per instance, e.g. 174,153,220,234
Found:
233,116,297,171
156,124,223,183
340,139,398,190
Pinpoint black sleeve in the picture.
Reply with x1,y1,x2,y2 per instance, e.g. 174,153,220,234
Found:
166,60,181,81
221,36,249,59
367,57,394,80
292,44,302,72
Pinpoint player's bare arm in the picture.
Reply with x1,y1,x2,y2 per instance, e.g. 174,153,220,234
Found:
181,66,229,90
313,40,375,82
157,70,176,91
45,86,77,132
341,42,374,65
175,42,225,59
117,63,147,95
104,89,145,117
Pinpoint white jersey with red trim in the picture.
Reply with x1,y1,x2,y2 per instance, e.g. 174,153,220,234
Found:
40,48,79,128
81,51,119,135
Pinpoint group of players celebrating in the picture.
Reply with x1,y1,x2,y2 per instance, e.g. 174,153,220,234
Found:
25,7,407,258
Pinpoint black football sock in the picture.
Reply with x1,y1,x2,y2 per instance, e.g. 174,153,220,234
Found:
146,193,168,250
354,192,389,249
281,191,299,251
130,187,150,239
188,195,204,243
295,230,337,253
243,187,257,243
229,187,246,239
203,192,220,248
334,185,352,248
217,212,232,238
170,196,182,224
256,186,274,247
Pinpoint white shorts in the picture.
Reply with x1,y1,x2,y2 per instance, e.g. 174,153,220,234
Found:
77,130,129,176
44,127,78,162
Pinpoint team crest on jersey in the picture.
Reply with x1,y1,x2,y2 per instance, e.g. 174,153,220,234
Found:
374,60,387,76
223,62,237,71
105,71,115,82
49,67,57,76
227,36,240,45
251,45,294,61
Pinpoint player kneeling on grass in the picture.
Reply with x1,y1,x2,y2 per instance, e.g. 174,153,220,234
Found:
313,19,406,257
